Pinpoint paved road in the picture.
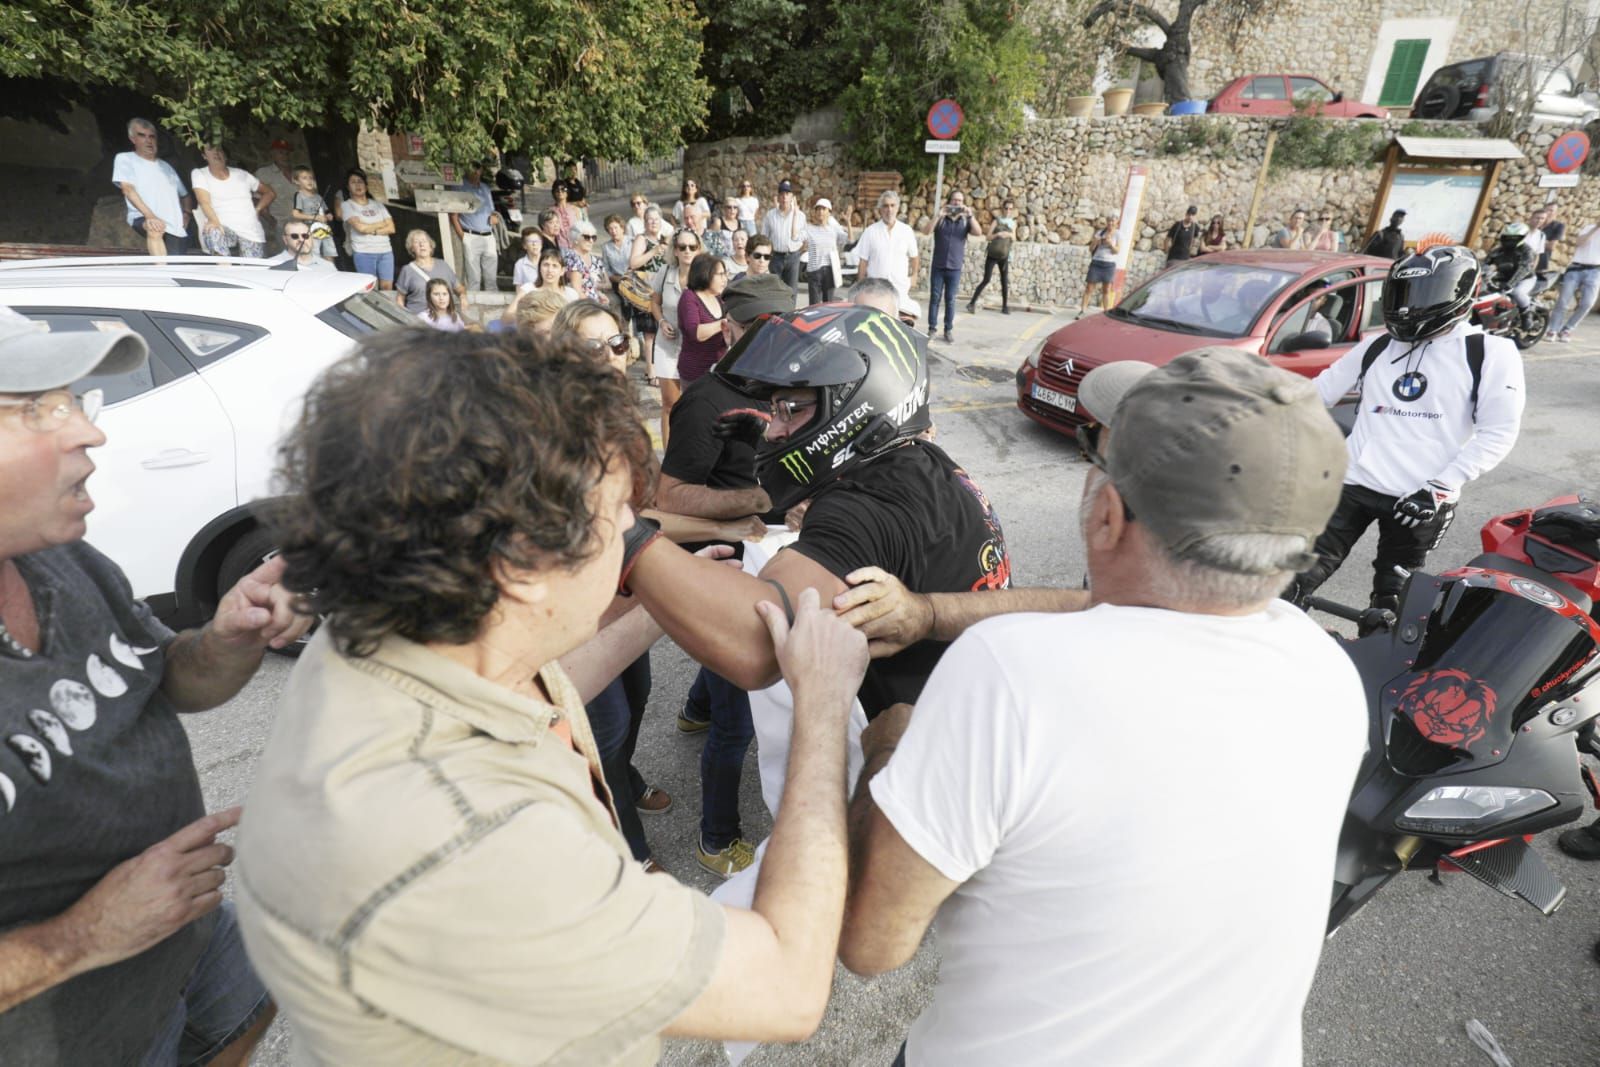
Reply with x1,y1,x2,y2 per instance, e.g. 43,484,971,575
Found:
190,305,1600,1066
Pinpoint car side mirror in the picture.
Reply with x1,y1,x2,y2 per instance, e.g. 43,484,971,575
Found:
1280,331,1331,351
1332,91,1344,103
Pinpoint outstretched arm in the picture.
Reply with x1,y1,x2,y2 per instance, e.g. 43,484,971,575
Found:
833,566,1089,656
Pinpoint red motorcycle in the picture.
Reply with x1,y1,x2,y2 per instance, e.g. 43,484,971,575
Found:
1472,268,1555,351
1310,494,1600,934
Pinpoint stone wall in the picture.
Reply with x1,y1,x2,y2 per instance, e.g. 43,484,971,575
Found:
686,112,1600,307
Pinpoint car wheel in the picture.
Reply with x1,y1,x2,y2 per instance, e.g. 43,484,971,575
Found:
216,528,314,657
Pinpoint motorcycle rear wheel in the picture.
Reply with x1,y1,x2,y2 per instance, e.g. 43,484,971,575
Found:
1509,306,1549,350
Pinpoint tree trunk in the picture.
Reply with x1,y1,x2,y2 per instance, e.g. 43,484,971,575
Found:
1159,39,1192,102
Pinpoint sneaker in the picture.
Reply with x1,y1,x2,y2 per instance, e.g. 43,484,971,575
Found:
942,330,954,344
1002,307,1012,315
1558,331,1573,343
696,837,756,878
676,698,710,733
1557,817,1600,860
641,858,667,875
965,299,977,314
635,786,673,816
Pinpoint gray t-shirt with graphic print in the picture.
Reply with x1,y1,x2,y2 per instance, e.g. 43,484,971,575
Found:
0,541,213,1063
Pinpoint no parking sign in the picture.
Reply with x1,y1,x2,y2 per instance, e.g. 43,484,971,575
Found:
1547,131,1590,174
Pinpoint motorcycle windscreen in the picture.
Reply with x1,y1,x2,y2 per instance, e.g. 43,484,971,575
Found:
1384,585,1597,775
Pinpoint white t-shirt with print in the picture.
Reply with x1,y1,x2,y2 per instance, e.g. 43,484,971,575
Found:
870,601,1367,1067
854,219,921,317
190,167,265,242
340,198,394,254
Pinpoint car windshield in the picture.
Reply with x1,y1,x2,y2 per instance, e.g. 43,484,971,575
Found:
317,290,416,337
1110,262,1299,337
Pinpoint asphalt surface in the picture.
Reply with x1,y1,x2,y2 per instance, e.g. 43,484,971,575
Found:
188,300,1600,1066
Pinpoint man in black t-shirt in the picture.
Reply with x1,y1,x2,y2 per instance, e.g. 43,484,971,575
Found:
1164,205,1201,264
622,304,1010,720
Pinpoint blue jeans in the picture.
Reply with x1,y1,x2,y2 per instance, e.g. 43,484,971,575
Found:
140,903,271,1066
1549,266,1600,334
929,267,962,333
353,249,395,283
695,667,754,850
587,654,653,860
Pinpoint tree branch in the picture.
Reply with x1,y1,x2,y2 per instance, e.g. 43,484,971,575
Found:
1126,45,1164,63
1083,0,1172,35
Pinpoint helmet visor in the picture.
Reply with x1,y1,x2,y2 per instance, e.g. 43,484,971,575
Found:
1383,262,1477,322
713,316,867,394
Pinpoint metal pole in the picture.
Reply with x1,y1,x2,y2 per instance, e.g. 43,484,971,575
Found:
934,153,946,219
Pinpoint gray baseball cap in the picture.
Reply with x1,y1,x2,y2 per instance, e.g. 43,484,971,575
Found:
0,307,148,393
1079,346,1346,569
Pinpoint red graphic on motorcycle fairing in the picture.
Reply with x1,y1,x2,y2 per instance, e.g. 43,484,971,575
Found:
1399,669,1500,748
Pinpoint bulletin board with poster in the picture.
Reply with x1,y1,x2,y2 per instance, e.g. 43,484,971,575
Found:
1376,170,1486,248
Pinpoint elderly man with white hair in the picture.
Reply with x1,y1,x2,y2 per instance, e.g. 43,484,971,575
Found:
837,347,1368,1067
112,118,194,257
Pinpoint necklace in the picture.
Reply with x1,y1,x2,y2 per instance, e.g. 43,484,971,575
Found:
0,562,35,659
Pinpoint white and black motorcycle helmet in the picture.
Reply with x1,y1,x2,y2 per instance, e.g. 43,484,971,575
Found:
1382,245,1480,343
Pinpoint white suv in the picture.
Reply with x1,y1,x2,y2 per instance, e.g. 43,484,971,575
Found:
0,257,412,630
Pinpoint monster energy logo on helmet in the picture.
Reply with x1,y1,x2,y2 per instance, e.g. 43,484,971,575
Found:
778,450,814,481
853,313,917,383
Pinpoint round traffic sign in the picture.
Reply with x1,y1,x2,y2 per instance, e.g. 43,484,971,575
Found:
927,99,964,140
1548,131,1590,174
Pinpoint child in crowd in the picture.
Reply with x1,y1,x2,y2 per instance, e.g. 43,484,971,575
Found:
420,278,468,331
291,166,338,260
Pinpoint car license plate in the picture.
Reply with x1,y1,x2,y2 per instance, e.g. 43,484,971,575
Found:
1031,383,1076,412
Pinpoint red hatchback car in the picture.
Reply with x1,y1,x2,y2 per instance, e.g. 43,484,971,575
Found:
1210,74,1388,118
1016,250,1392,433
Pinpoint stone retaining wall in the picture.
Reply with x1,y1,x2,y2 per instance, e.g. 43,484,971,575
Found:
687,113,1600,308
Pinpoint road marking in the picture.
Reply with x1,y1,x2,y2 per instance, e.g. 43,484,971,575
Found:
997,313,1059,365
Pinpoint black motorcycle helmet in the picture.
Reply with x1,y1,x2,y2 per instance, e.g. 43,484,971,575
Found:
1381,245,1479,342
712,304,931,510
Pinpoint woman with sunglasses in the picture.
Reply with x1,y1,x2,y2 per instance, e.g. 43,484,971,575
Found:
734,179,759,235
649,229,699,446
1308,210,1339,252
1200,214,1228,255
674,178,710,229
549,182,578,251
624,192,651,239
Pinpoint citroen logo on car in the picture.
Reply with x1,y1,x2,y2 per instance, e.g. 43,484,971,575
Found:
1061,358,1075,378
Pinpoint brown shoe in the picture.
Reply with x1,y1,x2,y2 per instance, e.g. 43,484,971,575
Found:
636,786,673,816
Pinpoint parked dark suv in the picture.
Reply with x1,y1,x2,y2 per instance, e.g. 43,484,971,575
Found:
1411,53,1597,125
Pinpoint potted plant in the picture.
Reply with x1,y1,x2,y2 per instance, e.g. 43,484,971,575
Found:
1102,86,1134,116
1132,101,1167,116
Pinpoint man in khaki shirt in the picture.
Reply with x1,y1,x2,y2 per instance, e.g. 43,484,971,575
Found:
236,329,867,1064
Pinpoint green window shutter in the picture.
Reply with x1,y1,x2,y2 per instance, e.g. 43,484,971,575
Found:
1379,40,1430,107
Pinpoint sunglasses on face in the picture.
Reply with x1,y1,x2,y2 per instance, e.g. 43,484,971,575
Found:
750,252,771,261
1075,423,1136,520
584,333,630,356
676,243,698,251
285,232,311,240
770,396,817,420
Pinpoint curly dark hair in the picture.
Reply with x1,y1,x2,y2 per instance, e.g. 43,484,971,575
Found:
266,329,653,656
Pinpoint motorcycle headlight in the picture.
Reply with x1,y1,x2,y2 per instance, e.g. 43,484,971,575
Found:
1394,785,1557,835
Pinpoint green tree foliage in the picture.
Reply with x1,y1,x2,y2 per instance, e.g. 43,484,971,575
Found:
696,0,851,138
0,0,710,162
833,0,1041,182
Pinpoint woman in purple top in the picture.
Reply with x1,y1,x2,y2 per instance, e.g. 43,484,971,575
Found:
676,252,728,383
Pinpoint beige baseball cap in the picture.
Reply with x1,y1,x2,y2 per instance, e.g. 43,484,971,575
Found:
0,306,148,392
1079,346,1346,571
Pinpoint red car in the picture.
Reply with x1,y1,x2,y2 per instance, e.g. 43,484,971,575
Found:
1210,75,1388,118
1016,250,1392,434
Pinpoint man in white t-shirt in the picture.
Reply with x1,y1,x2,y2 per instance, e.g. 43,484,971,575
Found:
853,189,921,324
840,347,1367,1067
111,118,193,257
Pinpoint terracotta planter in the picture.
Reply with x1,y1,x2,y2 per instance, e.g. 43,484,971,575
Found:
1102,87,1134,116
1132,102,1167,117
1064,95,1097,118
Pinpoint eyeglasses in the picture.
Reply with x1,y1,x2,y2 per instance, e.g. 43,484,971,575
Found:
1075,423,1135,520
0,388,104,433
770,396,817,420
285,232,311,241
579,233,595,240
1319,216,1332,221
750,252,772,261
676,243,698,251
583,333,630,356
